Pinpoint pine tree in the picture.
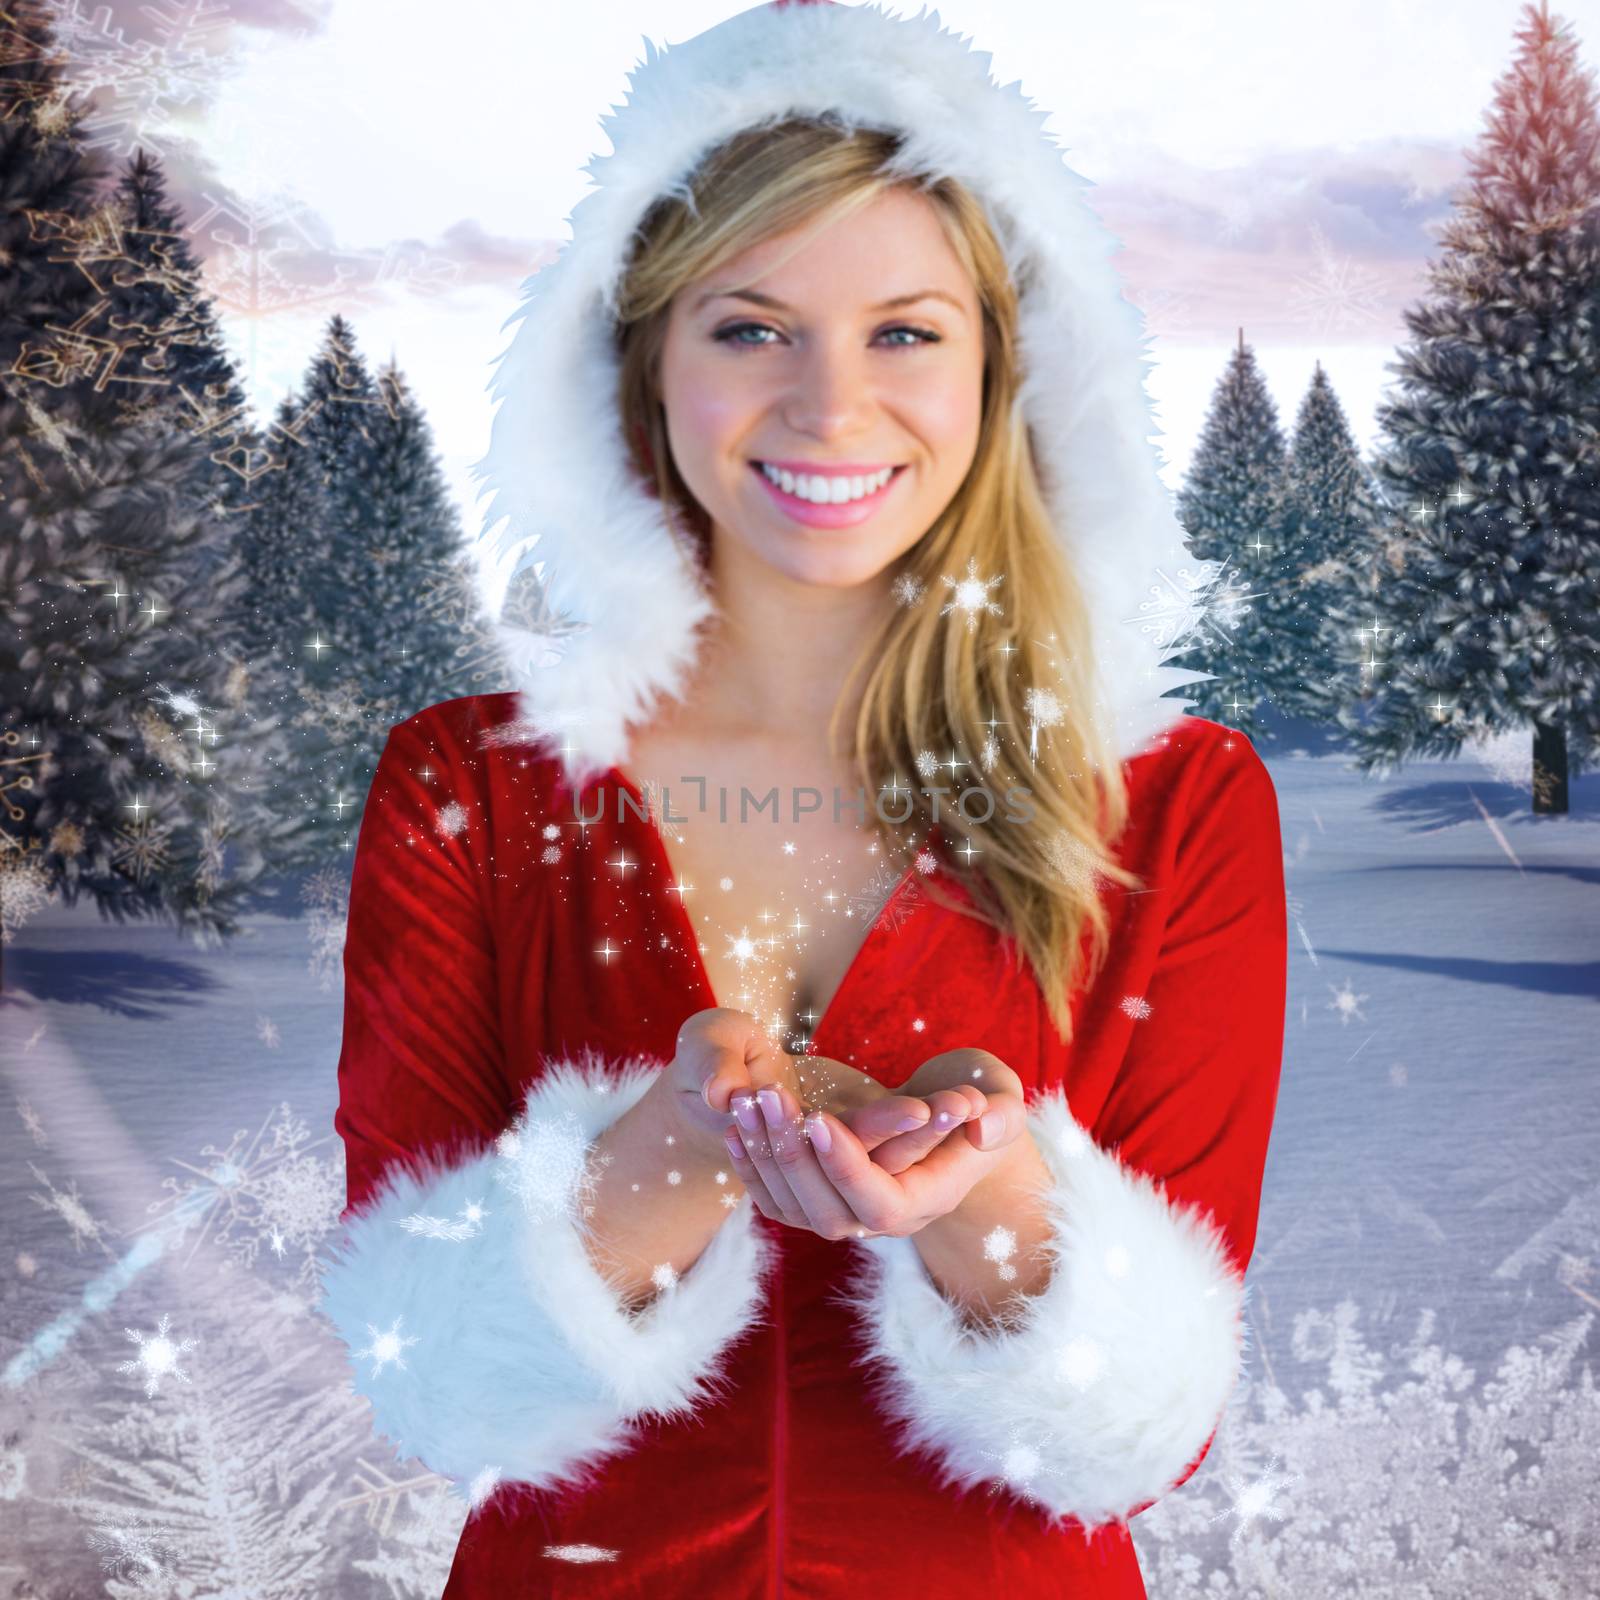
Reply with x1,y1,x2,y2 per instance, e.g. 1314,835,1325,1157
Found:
355,357,499,720
224,387,359,867
1166,330,1298,736
0,7,301,983
102,149,258,587
1280,362,1391,723
1340,0,1600,813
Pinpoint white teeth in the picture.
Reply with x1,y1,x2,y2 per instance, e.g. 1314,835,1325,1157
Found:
759,463,895,502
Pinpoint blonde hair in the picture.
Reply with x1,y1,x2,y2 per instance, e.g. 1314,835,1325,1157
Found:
613,115,1145,1046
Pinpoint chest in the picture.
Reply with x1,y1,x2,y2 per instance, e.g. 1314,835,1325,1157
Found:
621,748,914,1053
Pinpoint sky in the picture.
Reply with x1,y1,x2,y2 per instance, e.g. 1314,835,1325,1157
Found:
58,0,1600,561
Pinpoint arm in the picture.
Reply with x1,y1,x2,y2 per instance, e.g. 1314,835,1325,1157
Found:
838,731,1287,1532
315,709,772,1507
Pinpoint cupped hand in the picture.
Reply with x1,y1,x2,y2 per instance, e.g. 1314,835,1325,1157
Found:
668,1007,960,1161
724,1048,1031,1241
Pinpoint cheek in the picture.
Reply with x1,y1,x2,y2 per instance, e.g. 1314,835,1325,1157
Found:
662,373,755,474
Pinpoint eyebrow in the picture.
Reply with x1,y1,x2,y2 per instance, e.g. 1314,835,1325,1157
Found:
693,286,968,319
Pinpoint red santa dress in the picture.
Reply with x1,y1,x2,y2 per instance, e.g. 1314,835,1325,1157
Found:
318,692,1286,1597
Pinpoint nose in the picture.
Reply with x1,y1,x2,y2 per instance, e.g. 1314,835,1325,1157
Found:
780,336,878,439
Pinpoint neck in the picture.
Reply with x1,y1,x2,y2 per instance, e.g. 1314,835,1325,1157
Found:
681,546,895,749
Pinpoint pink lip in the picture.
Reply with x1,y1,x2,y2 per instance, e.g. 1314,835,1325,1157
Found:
749,461,906,529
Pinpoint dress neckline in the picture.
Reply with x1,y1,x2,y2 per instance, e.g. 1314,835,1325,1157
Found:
605,766,936,1058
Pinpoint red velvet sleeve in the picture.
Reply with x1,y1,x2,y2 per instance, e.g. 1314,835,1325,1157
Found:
1098,728,1288,1509
333,707,518,1224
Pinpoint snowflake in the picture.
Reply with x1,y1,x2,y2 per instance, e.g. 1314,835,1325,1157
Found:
436,800,469,837
132,1101,342,1293
256,1014,281,1049
398,1194,490,1241
1022,686,1065,759
110,816,174,884
891,570,925,606
1206,1452,1302,1553
1119,994,1153,1021
117,1312,199,1398
494,1106,594,1224
1284,221,1387,338
47,818,85,858
844,859,921,933
1325,978,1369,1026
49,0,234,162
939,555,1005,632
0,850,57,942
983,1224,1018,1282
302,864,350,992
28,1161,109,1251
18,1098,48,1147
355,1315,420,1380
1043,830,1101,896
86,1509,185,1587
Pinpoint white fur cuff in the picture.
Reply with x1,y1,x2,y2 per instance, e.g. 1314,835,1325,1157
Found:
316,1055,772,1503
839,1088,1247,1531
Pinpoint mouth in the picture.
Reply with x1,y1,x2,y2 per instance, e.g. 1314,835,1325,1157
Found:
746,460,908,528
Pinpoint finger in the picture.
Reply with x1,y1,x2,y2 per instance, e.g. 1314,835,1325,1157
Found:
719,1122,785,1224
698,1017,786,1116
841,1092,932,1150
867,1087,988,1177
960,1089,1029,1154
732,1084,809,1226
889,1090,1029,1213
793,1113,908,1235
748,1083,874,1240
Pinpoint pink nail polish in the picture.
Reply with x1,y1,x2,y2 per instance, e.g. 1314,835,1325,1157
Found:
723,1129,745,1161
806,1113,832,1154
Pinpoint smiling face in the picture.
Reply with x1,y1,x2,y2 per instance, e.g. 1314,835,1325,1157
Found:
656,185,986,591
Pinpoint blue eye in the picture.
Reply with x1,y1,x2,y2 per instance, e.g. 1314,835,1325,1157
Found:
711,321,940,349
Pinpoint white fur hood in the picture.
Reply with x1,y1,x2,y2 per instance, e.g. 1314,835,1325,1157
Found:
467,0,1218,793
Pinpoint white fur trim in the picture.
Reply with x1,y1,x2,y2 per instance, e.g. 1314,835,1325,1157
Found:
316,1055,773,1499
469,1,1218,792
836,1088,1247,1531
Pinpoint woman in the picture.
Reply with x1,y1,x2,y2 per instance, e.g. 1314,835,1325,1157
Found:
317,3,1288,1595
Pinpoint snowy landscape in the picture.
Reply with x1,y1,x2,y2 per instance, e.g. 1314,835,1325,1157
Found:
2,719,1597,1597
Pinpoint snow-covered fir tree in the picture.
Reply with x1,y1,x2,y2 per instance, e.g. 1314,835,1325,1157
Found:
288,317,409,852
342,357,499,733
103,149,262,591
1278,362,1391,724
225,385,361,868
1166,330,1300,738
0,7,299,984
1339,0,1600,813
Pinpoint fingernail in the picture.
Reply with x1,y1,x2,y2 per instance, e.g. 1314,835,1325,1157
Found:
734,1095,761,1132
896,1113,927,1133
978,1110,1004,1146
757,1087,783,1127
723,1128,745,1161
806,1113,832,1154
702,1071,717,1108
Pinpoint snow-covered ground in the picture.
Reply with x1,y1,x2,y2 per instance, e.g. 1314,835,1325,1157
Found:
1,722,1597,1597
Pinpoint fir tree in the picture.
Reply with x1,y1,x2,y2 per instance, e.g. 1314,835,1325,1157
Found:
1166,329,1299,736
1340,0,1600,813
1280,362,1391,723
353,356,499,721
0,9,298,986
